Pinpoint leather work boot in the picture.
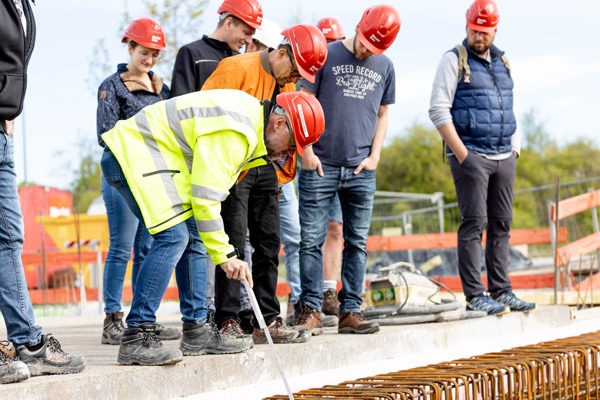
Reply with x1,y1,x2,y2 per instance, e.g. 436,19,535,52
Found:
321,289,339,327
294,303,323,336
179,322,252,356
322,289,339,316
284,293,297,326
117,324,182,366
338,312,380,335
253,316,310,344
101,311,125,345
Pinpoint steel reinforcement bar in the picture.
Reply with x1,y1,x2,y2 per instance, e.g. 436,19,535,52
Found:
264,330,600,400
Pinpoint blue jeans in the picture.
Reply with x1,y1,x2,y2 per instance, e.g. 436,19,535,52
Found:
0,133,42,346
101,176,153,313
328,192,343,223
298,164,376,313
205,258,216,313
278,181,301,303
101,148,208,327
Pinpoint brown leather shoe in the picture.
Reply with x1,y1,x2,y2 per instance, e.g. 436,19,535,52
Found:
322,289,339,316
338,312,380,334
285,293,297,326
294,303,323,336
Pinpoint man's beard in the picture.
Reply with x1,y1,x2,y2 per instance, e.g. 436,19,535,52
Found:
469,41,490,55
265,134,285,159
267,148,285,159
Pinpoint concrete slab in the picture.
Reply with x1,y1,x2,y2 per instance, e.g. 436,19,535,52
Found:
0,305,598,400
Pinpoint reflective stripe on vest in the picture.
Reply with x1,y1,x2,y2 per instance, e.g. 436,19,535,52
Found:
136,110,186,219
196,218,224,233
103,89,266,236
135,102,259,221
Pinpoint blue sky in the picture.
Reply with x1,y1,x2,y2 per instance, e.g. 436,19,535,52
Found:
14,0,600,189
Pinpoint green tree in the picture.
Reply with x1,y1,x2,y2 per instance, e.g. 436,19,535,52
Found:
77,0,210,209
378,123,455,200
521,108,552,153
87,0,208,92
69,136,102,213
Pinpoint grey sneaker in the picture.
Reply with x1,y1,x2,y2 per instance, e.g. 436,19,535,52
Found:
101,311,125,345
253,316,310,344
155,324,181,340
180,322,252,356
17,334,86,376
0,341,29,384
117,324,182,366
494,291,537,312
467,294,510,316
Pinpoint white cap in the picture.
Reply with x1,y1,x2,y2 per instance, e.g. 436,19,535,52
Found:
253,18,284,49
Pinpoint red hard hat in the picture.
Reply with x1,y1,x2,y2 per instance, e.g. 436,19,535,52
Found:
316,17,345,41
276,91,325,157
121,18,166,50
217,0,263,29
466,0,499,33
357,4,401,56
281,24,328,83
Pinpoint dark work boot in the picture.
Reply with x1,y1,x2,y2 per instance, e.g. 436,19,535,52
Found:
117,324,183,366
155,324,181,340
179,322,252,356
101,311,125,345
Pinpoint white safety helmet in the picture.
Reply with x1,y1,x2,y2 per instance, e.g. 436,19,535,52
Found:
252,18,284,49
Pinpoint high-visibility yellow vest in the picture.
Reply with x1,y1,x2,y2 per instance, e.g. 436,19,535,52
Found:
102,89,268,265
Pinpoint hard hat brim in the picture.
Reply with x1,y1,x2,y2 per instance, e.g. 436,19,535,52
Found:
467,22,497,33
298,67,316,84
357,31,385,56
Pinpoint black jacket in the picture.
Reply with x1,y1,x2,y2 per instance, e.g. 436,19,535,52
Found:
169,35,237,98
0,0,36,128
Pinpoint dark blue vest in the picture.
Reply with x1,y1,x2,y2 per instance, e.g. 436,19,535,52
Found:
450,40,516,154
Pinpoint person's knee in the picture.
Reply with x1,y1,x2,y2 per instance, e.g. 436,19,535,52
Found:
167,224,191,251
458,217,487,241
487,218,512,234
327,221,343,242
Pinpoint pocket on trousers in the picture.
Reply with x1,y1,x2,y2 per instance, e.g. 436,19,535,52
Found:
100,149,125,189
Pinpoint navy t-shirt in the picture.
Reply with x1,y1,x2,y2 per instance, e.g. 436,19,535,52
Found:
300,40,395,167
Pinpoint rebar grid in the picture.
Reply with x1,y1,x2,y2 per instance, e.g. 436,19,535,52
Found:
263,330,600,400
